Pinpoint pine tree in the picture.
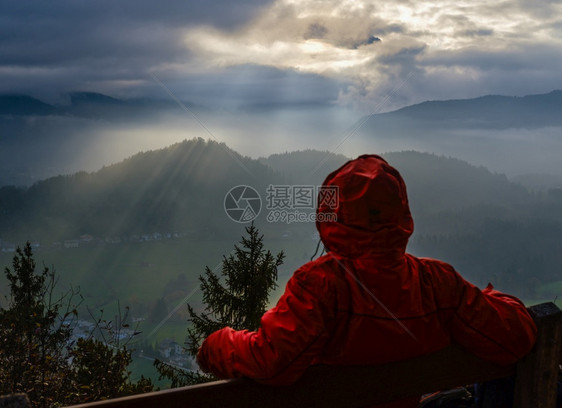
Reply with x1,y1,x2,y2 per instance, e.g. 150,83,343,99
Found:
0,242,75,407
0,243,154,406
155,223,284,386
187,223,284,354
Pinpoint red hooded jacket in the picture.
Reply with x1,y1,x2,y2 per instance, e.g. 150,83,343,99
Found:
197,155,537,407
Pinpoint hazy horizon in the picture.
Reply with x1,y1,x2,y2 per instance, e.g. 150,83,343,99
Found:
2,0,562,181
3,90,562,185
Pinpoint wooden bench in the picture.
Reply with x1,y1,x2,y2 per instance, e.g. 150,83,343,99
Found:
61,302,562,408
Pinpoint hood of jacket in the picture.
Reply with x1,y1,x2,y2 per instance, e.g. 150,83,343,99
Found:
316,154,414,259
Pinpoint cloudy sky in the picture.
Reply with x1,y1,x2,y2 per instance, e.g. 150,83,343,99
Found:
2,0,562,171
2,0,562,111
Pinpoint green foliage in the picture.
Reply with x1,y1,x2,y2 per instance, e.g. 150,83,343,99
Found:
69,338,153,402
0,243,76,407
186,223,284,356
155,224,284,386
0,243,154,406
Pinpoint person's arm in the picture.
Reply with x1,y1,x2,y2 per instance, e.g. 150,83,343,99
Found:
197,264,335,385
446,271,537,365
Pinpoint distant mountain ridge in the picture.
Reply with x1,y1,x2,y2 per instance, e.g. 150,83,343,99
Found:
3,90,560,124
354,90,562,178
0,94,59,116
2,89,562,186
368,90,562,129
0,92,182,119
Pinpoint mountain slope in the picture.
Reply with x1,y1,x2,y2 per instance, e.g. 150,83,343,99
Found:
383,151,530,214
366,90,562,130
0,95,57,116
353,90,562,177
262,149,531,215
260,149,349,185
0,138,280,241
0,143,533,242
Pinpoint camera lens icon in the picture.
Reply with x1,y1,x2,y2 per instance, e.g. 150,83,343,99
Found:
224,185,261,223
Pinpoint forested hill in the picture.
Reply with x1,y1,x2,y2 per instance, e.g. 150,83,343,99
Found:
0,138,281,241
1,140,562,299
383,151,530,214
261,149,531,213
259,149,349,185
0,141,544,242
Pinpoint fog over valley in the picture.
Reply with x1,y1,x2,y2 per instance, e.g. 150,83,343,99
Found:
2,90,562,188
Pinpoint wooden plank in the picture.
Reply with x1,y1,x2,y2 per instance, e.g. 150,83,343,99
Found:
66,344,515,408
514,302,562,408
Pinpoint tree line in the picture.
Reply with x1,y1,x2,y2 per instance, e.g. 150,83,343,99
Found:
0,243,154,406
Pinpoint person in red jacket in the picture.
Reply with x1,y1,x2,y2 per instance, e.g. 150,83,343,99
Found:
197,154,537,407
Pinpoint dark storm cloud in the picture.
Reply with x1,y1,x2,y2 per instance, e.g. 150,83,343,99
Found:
2,0,562,111
456,29,494,38
304,23,328,40
0,0,275,100
425,43,562,72
350,35,381,49
1,0,273,63
402,42,562,105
